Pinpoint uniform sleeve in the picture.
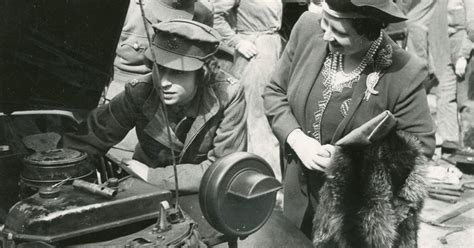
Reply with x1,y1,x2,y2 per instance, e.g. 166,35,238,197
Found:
147,82,247,193
143,163,208,194
213,0,242,48
392,64,436,158
262,13,306,146
196,0,214,27
449,1,472,61
451,29,473,61
62,84,141,157
465,0,474,41
459,32,473,60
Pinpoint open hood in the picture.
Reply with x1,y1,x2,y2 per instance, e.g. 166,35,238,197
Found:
0,0,129,113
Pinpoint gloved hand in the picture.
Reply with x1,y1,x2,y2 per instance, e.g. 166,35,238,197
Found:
287,129,334,172
455,57,467,78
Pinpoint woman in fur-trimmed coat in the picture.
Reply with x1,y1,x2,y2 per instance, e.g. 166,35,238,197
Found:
263,0,435,247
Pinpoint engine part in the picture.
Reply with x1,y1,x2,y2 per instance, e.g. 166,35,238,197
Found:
1,177,171,244
72,179,118,198
199,152,282,237
20,148,95,197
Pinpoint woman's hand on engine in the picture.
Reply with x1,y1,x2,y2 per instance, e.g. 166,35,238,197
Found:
123,159,149,181
287,129,334,172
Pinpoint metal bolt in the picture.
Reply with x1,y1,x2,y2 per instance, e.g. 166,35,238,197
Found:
107,177,119,188
0,145,10,152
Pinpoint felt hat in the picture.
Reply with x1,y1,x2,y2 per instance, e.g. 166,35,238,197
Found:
322,0,407,23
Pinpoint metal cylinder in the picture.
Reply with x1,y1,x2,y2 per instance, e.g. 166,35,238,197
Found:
72,179,117,198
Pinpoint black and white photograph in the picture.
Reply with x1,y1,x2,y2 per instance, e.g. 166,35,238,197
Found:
0,0,473,247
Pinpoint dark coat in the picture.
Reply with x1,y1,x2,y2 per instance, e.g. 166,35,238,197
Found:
64,70,247,192
262,11,435,232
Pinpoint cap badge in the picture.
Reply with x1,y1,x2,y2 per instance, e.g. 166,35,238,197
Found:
172,0,183,8
167,37,179,50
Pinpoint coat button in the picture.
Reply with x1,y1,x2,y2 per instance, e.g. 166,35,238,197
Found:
133,42,139,50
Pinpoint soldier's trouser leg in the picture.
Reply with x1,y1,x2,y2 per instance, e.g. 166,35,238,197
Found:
437,64,460,147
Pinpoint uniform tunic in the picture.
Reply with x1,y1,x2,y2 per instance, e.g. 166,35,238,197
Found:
64,70,247,192
104,0,215,163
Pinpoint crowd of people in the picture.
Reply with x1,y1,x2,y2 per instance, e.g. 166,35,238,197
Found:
64,0,473,246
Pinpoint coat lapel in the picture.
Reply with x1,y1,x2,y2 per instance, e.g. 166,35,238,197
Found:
142,86,219,153
182,88,219,148
331,73,368,144
292,33,327,124
143,97,184,151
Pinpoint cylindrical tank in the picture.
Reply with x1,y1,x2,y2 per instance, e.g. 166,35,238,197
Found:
19,148,95,198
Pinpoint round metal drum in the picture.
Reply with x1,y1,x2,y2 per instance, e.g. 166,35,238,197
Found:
21,148,94,188
199,152,281,237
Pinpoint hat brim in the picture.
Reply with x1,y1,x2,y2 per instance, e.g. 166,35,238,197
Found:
145,46,203,72
352,0,407,23
153,0,194,21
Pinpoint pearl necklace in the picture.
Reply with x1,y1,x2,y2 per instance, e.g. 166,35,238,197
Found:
329,31,383,92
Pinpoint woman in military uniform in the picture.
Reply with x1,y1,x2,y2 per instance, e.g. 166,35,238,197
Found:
64,19,246,193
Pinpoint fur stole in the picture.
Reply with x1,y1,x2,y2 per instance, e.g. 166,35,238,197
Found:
312,130,427,248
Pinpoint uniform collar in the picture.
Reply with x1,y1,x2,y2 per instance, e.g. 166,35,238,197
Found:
142,83,220,151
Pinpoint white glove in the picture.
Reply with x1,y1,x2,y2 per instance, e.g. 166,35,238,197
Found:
455,57,467,78
287,129,335,172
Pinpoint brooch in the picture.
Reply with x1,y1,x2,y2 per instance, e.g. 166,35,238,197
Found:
364,71,381,100
364,44,393,101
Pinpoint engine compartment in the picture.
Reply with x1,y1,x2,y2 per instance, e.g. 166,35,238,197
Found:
2,177,171,244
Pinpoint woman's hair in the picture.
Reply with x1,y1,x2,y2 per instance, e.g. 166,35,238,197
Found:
150,56,220,87
326,0,388,41
197,56,220,87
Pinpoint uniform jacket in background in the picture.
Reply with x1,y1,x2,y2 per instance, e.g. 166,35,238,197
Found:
212,0,282,49
466,0,474,42
263,11,435,229
447,0,474,64
113,0,214,83
64,70,247,192
396,0,450,79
